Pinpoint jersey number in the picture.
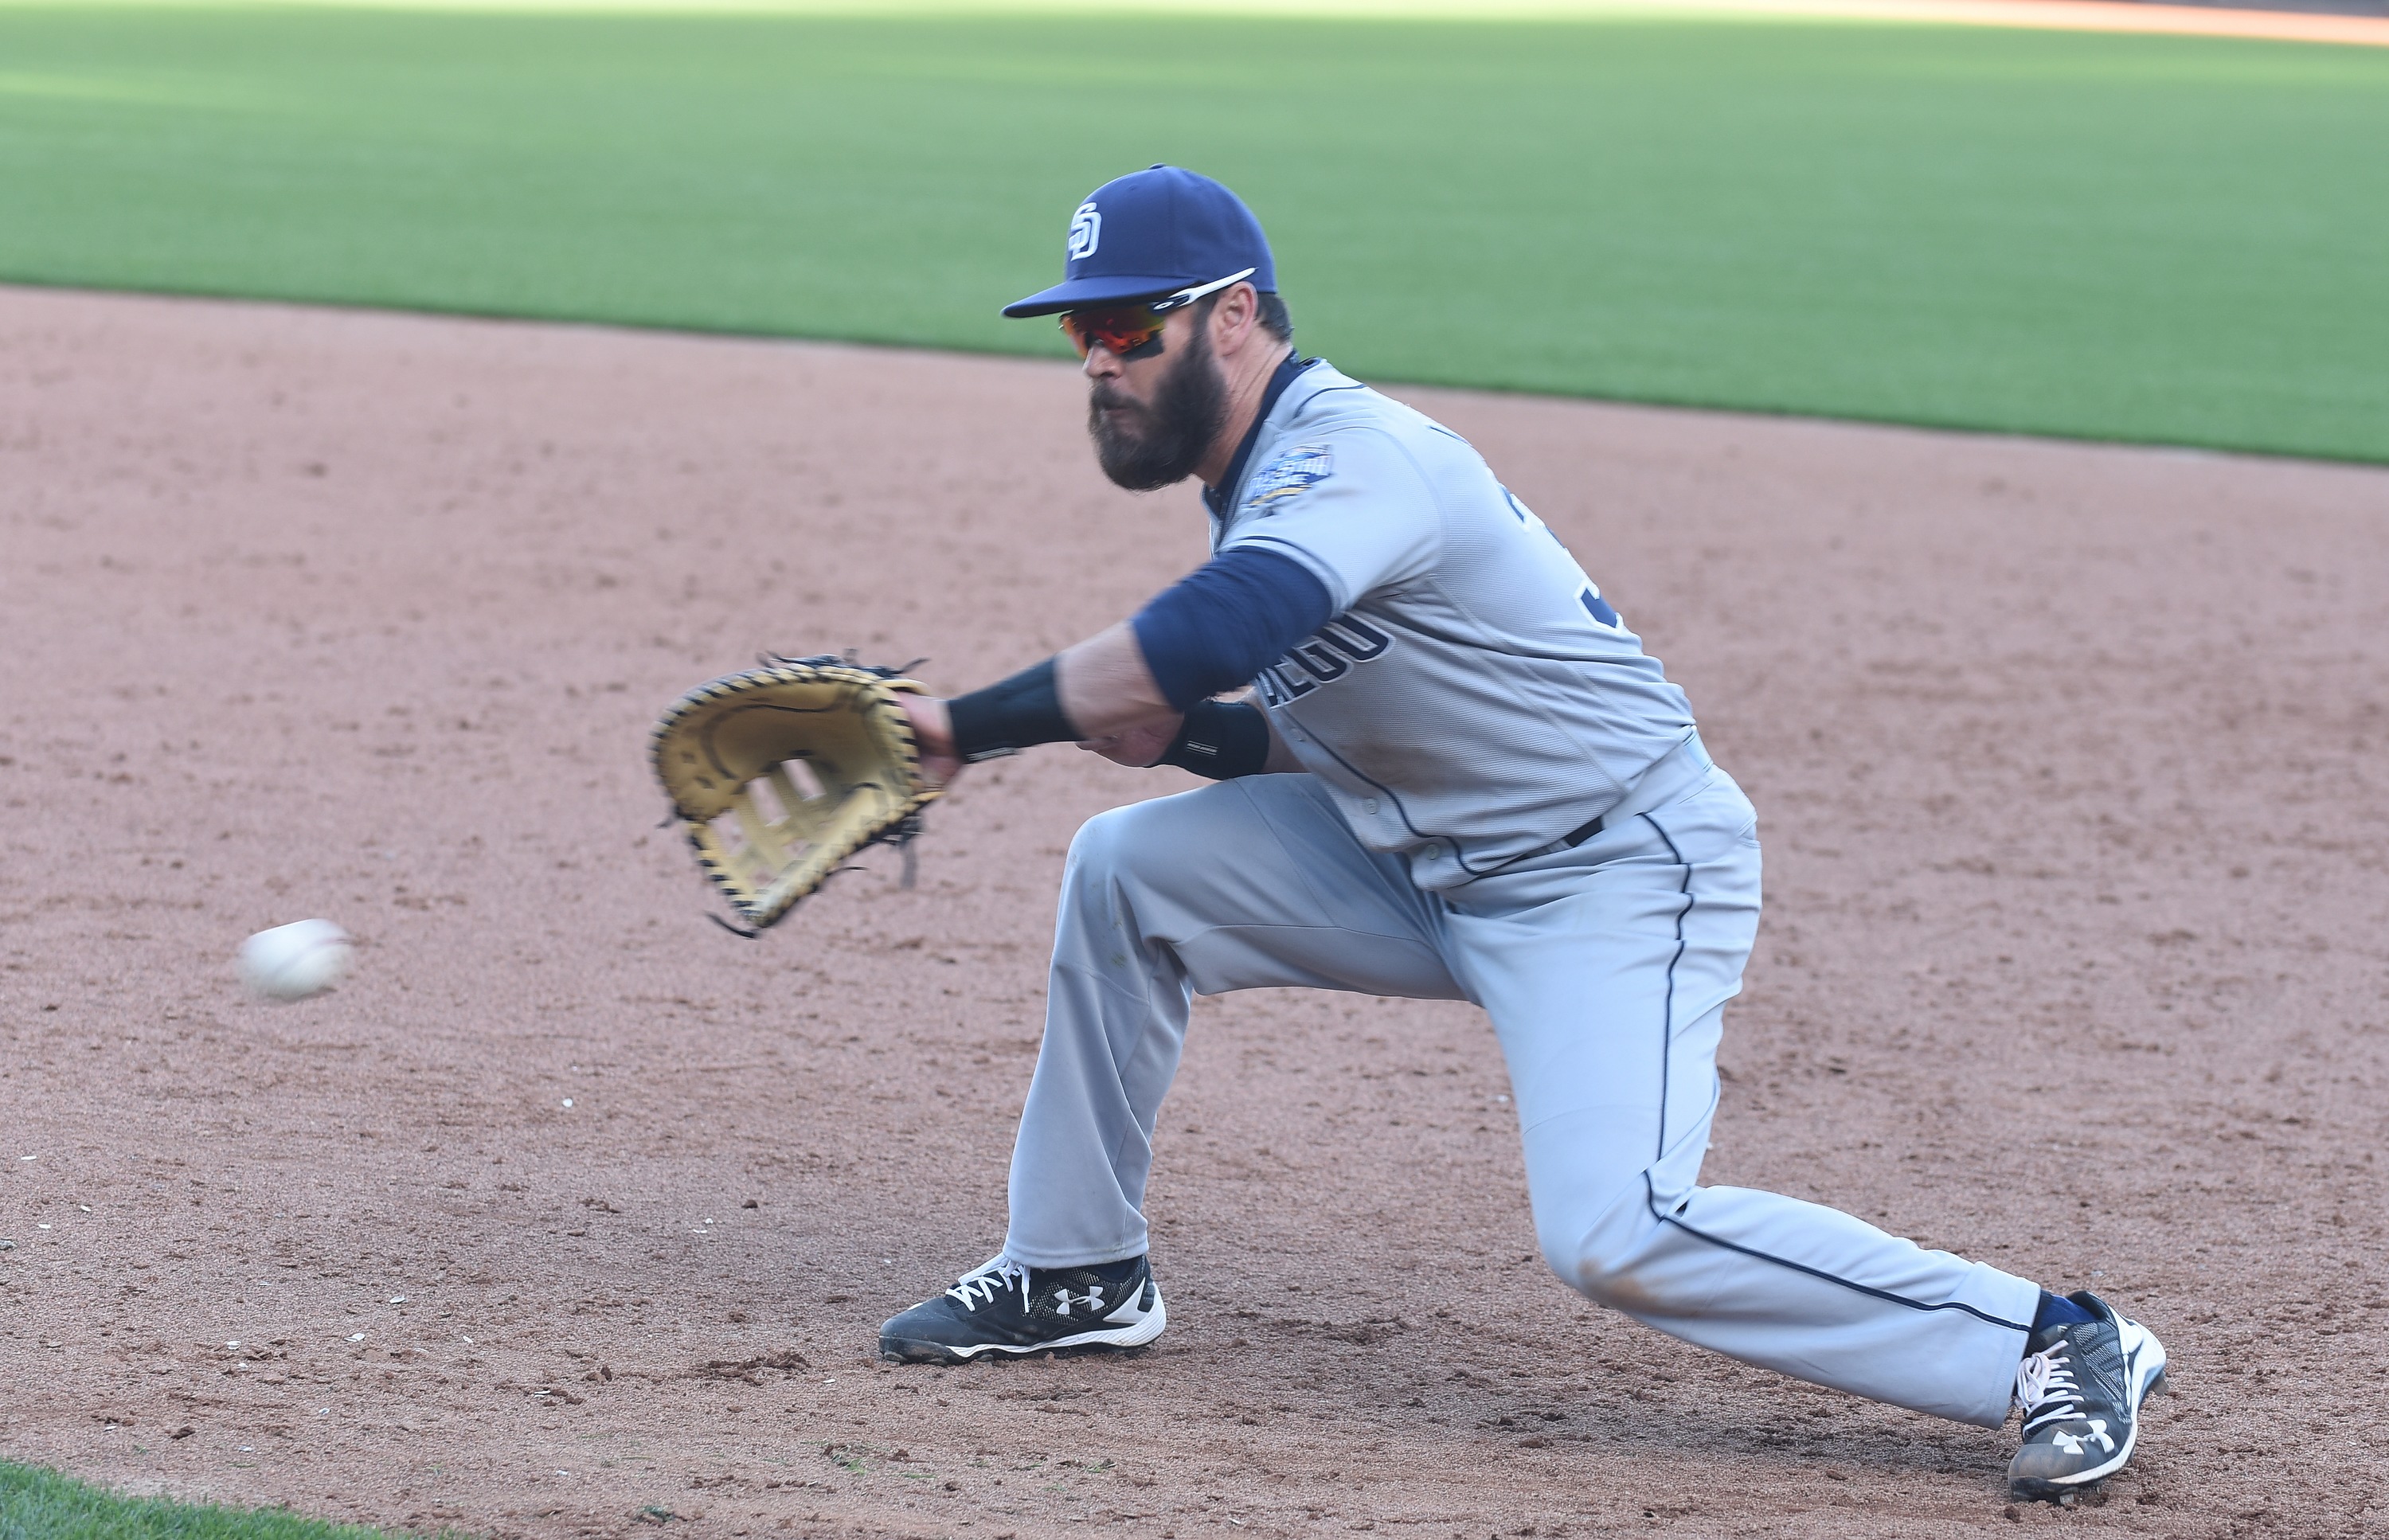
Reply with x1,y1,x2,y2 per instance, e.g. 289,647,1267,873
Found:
1504,488,1623,630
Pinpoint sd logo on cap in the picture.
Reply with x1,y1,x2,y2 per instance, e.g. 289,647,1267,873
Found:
1005,165,1277,318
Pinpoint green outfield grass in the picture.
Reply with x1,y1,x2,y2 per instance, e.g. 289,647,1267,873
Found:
0,1459,415,1540
0,3,2383,459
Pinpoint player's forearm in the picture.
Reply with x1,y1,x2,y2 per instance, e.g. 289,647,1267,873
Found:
977,632,1304,778
944,541,1330,763
1057,622,1174,737
938,623,1171,764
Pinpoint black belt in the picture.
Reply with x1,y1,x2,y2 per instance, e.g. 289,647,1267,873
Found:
1557,811,1605,848
1497,737,1707,875
1503,811,1605,869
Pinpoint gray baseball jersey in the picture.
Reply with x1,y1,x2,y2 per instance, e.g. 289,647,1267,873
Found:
1211,360,1695,889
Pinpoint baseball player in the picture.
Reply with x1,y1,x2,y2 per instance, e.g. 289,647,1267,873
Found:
877,166,2168,1503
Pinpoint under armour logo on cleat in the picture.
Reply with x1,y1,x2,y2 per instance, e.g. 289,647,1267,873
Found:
1053,1287,1104,1317
2052,1420,2113,1456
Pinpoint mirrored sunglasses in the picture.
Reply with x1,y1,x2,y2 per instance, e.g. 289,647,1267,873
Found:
1058,267,1257,359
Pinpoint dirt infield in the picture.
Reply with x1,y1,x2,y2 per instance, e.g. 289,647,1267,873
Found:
2,286,2386,1538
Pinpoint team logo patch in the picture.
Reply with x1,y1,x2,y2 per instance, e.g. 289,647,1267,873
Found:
1243,444,1333,512
1067,201,1101,260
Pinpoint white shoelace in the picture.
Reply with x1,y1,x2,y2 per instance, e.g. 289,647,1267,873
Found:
2014,1343,2086,1433
945,1256,1030,1313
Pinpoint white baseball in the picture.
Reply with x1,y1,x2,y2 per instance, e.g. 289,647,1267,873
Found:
238,919,353,1001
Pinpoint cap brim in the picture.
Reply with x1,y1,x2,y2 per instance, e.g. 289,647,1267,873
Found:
1000,273,1194,319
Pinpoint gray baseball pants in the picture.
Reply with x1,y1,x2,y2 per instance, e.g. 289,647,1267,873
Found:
1002,738,2039,1427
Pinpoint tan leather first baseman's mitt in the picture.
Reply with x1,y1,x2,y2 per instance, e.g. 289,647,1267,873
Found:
651,655,940,935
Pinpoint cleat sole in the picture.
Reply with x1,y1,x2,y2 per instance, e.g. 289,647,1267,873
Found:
879,1333,1158,1366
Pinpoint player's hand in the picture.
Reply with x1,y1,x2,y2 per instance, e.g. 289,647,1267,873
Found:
1077,713,1183,768
899,694,964,789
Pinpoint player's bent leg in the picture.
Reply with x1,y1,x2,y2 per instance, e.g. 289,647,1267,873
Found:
884,774,1462,1363
1005,773,1461,1267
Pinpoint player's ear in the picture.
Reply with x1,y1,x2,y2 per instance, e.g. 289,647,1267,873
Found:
1210,282,1259,351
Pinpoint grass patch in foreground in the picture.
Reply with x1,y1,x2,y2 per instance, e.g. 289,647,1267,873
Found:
0,1459,418,1540
0,6,2383,459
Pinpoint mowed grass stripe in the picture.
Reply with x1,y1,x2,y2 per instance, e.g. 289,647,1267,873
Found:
0,6,2383,459
0,1458,423,1540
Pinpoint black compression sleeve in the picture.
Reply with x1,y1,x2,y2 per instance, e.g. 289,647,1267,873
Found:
1157,700,1272,780
944,658,1081,763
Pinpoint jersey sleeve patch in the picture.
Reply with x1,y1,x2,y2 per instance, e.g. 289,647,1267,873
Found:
1242,444,1334,514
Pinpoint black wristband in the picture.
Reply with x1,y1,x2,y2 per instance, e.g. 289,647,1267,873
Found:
1159,700,1272,780
945,658,1081,763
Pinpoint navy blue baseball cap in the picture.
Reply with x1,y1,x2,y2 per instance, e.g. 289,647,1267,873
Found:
1002,165,1275,318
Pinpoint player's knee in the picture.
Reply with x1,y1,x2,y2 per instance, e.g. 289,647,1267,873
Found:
1062,804,1180,909
1535,1183,1667,1313
1565,1253,1652,1315
1064,803,1143,881
1065,794,1206,886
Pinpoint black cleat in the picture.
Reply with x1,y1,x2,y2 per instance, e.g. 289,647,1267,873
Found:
2008,1291,2169,1502
879,1253,1167,1364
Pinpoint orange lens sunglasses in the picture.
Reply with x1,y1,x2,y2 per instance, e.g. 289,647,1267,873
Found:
1058,267,1257,359
1059,305,1170,359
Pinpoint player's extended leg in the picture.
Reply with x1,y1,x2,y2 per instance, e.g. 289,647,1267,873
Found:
880,772,1460,1362
1441,760,2043,1428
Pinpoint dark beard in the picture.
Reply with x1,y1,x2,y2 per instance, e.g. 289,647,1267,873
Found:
1087,325,1226,491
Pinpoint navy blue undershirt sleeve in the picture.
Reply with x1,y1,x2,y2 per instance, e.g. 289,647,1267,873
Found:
1130,546,1335,713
